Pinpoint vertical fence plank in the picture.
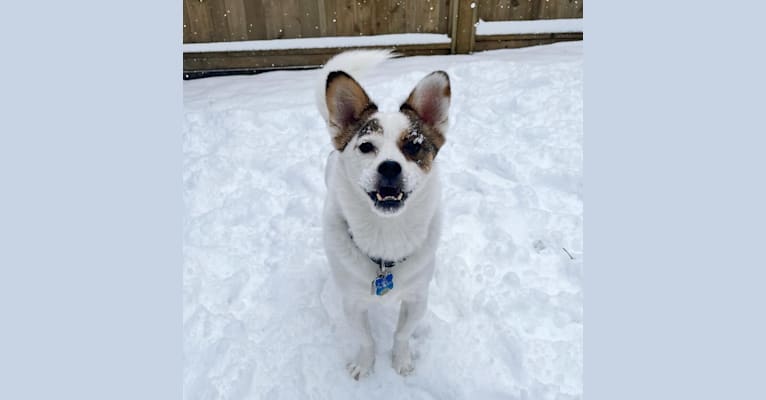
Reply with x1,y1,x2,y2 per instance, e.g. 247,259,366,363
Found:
183,3,192,43
260,0,280,39
372,0,385,34
530,0,542,19
545,0,582,18
322,0,338,36
451,0,476,53
280,0,302,38
355,0,374,35
298,0,321,37
223,0,248,40
439,0,451,34
184,0,214,43
243,0,267,40
406,0,419,32
535,0,583,19
389,0,407,34
206,0,231,41
317,0,328,36
513,0,535,20
421,0,438,32
335,0,356,35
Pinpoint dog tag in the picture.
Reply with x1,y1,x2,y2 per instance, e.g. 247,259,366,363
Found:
371,272,394,296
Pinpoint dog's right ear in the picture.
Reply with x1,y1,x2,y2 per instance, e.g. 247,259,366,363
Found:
326,71,377,149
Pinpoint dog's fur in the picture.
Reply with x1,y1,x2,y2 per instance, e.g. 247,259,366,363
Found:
317,50,451,379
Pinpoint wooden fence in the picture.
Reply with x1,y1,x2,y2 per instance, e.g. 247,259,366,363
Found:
183,0,582,77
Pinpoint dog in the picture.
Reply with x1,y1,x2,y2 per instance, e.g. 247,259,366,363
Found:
316,50,451,379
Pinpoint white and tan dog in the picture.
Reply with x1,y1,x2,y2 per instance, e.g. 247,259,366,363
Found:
317,50,451,379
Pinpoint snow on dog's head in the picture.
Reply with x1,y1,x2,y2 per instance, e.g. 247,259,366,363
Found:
325,70,451,217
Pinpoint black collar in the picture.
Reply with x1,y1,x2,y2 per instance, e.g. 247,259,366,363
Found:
347,230,407,268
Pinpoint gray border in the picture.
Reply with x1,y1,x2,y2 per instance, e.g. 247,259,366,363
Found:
586,1,766,399
2,0,766,398
0,1,181,399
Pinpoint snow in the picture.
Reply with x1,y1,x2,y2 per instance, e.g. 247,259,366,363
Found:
183,33,450,53
184,42,583,399
476,18,583,36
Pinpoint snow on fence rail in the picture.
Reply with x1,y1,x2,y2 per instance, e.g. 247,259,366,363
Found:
183,34,451,54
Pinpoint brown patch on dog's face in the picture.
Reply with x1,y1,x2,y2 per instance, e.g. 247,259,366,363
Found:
331,106,379,151
326,71,378,150
397,109,444,172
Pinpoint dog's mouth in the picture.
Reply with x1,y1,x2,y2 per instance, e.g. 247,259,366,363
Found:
367,186,409,212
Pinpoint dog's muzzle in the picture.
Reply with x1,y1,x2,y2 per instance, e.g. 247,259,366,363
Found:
367,186,408,211
367,160,408,212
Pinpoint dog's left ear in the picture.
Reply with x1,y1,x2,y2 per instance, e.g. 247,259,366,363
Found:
400,71,451,133
326,71,377,150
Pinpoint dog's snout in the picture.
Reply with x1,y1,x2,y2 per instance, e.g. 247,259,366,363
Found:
377,160,402,180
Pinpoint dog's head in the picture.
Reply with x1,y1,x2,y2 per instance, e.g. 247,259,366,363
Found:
325,70,450,217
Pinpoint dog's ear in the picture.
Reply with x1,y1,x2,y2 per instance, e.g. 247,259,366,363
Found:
325,71,376,146
400,71,451,133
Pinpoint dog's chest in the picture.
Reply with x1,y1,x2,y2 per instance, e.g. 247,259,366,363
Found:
347,218,428,260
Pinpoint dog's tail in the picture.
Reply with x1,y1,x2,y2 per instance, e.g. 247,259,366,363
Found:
315,49,394,123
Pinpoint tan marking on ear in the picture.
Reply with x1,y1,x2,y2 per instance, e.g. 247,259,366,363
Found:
401,70,451,128
325,71,377,150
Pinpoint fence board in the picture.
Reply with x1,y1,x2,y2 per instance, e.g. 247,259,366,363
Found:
243,1,267,40
297,0,322,37
406,0,418,32
452,0,476,53
322,0,337,35
184,0,214,43
538,0,582,19
279,0,301,38
334,0,356,36
440,0,451,34
420,0,439,33
317,0,328,35
260,1,280,39
183,3,192,43
387,0,407,35
355,0,374,36
206,0,231,41
371,0,387,34
223,0,249,41
480,0,536,21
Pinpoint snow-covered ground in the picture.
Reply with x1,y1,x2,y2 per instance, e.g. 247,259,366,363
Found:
183,42,583,400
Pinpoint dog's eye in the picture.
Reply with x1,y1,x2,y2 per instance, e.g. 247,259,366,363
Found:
358,142,375,154
403,141,421,156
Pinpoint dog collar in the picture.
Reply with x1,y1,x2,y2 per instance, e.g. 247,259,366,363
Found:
368,256,402,269
347,229,407,268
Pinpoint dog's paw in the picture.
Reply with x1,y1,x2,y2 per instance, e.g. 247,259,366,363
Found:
347,346,375,380
392,340,414,376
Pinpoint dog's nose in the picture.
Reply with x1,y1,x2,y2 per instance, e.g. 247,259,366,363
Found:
377,160,402,180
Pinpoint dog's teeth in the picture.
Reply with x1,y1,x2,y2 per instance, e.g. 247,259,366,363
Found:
376,193,383,201
396,193,403,200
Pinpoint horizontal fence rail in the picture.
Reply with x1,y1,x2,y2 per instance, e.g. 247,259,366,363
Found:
183,0,583,77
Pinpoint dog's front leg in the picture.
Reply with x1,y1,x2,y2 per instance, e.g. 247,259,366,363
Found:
343,299,375,380
392,296,427,375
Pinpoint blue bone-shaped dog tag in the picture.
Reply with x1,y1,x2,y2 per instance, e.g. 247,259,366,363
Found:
372,273,394,296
